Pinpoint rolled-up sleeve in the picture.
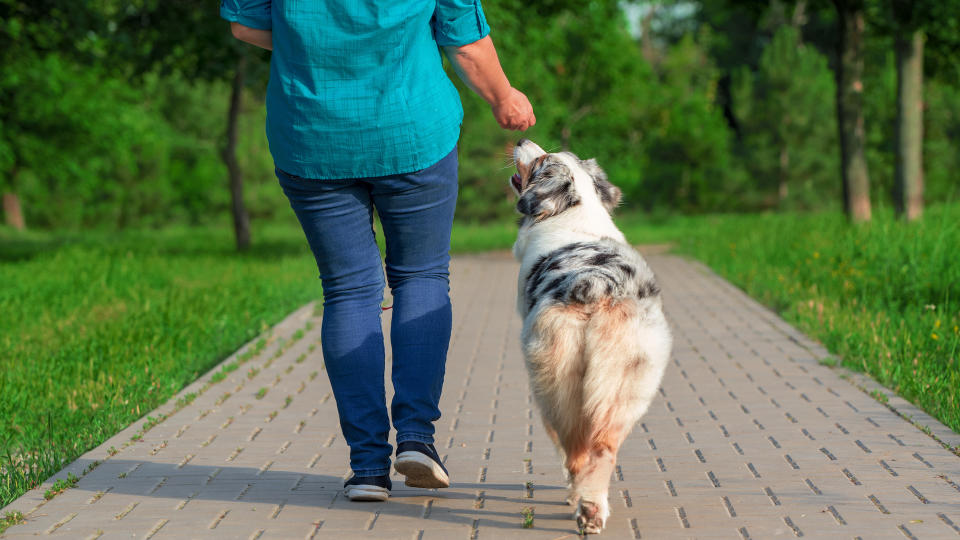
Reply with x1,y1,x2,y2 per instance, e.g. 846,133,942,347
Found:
433,0,490,46
220,0,272,31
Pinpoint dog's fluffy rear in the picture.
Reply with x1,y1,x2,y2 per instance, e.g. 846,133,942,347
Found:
511,140,671,533
523,294,670,531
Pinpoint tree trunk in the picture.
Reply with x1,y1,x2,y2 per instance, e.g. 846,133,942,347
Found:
3,192,24,230
894,28,924,221
791,0,807,30
222,53,251,251
833,0,871,222
3,164,25,230
640,5,657,65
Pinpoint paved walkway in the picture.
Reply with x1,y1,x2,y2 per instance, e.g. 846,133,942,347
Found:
4,253,960,539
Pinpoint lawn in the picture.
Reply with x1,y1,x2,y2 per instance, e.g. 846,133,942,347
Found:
0,220,321,508
652,205,959,437
2,203,958,510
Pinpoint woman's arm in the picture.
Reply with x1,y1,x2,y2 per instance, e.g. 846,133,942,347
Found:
443,36,535,131
231,22,273,51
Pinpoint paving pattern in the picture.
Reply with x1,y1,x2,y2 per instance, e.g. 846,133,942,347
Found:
3,252,960,539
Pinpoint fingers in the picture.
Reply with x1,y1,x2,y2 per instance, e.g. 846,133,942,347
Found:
498,115,533,131
493,88,536,131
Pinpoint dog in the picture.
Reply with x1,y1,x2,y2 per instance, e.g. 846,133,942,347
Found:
510,139,671,534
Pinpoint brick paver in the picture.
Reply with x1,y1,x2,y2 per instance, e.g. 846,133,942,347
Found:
4,252,959,539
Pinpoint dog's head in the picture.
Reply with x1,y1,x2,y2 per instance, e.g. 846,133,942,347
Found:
510,139,622,223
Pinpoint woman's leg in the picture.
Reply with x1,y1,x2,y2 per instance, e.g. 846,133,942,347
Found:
370,147,459,445
276,170,392,477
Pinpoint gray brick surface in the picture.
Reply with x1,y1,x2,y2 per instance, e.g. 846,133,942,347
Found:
3,252,959,539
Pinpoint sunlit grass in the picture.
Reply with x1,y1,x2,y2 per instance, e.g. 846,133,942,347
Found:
0,220,320,507
628,204,960,434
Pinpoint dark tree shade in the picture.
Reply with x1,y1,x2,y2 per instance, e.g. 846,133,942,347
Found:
833,0,872,222
892,0,924,220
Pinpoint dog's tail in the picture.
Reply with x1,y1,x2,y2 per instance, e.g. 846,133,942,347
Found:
568,297,671,471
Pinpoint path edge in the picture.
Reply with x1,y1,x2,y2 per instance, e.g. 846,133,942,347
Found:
678,255,960,452
0,302,319,523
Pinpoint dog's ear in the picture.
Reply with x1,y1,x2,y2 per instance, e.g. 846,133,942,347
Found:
516,161,581,222
581,158,621,213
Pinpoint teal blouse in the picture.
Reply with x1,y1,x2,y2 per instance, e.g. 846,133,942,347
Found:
219,0,490,179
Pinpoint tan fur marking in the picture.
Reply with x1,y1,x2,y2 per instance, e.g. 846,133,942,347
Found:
516,154,549,190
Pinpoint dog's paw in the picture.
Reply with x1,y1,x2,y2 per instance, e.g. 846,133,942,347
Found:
565,491,579,506
575,500,605,534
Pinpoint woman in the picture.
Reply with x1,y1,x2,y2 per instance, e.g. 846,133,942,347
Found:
221,0,535,501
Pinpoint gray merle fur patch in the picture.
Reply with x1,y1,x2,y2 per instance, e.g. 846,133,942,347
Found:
522,238,660,313
516,159,581,222
579,158,622,213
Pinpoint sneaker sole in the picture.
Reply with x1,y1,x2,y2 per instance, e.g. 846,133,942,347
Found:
395,452,450,488
345,484,390,502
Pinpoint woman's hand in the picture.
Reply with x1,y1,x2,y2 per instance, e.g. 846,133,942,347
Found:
492,88,536,131
443,36,536,132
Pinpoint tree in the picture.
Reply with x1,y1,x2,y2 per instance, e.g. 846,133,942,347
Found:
865,0,960,219
0,1,106,230
112,1,269,250
891,0,923,220
833,0,872,222
732,24,838,209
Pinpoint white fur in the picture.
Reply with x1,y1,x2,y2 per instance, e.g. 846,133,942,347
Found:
511,140,671,534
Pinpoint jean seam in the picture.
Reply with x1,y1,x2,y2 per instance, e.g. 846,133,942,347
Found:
397,432,434,444
352,467,391,477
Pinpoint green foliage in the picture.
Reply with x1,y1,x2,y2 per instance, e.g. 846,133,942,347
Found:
638,32,749,212
923,80,960,203
2,0,959,225
0,53,288,228
521,506,535,528
455,1,745,219
0,511,25,535
732,26,840,209
43,473,78,500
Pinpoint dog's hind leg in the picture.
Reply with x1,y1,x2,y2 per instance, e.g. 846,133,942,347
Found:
522,304,590,506
569,437,620,534
570,299,670,534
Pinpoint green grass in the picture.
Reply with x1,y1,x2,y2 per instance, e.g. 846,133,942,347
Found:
43,473,78,500
623,204,959,434
0,220,321,507
0,511,25,535
520,506,535,528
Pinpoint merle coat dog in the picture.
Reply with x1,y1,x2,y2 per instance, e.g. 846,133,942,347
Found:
510,139,671,534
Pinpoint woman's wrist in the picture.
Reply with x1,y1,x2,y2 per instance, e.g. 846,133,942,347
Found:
487,82,513,109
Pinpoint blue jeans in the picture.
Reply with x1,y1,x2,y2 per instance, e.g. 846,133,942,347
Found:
276,147,457,476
